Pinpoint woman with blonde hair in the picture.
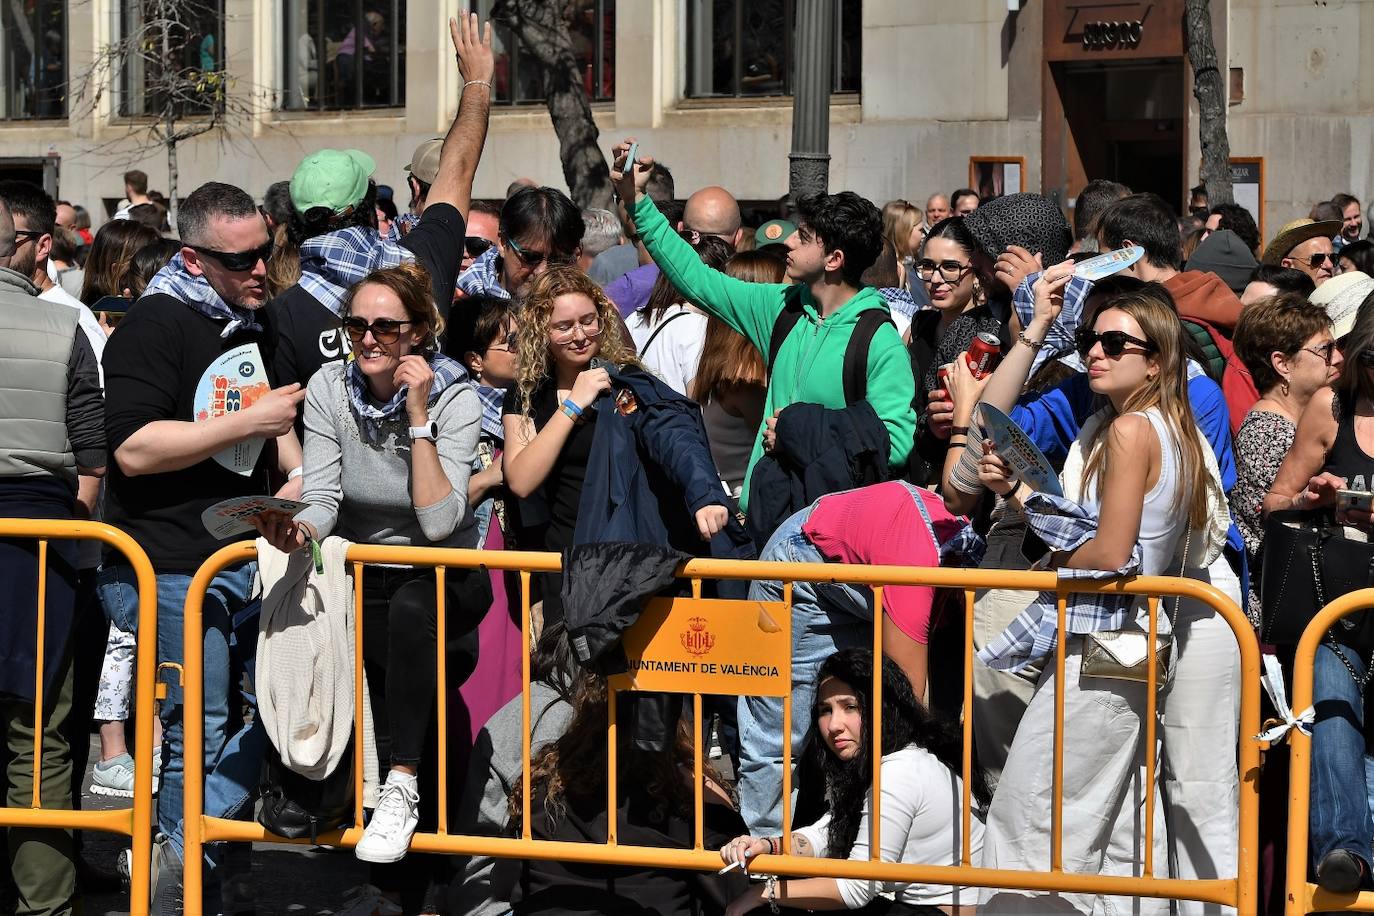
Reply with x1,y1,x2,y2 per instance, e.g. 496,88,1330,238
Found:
975,271,1227,914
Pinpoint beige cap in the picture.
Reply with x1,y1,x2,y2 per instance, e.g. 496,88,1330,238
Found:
1310,270,1374,339
405,138,443,185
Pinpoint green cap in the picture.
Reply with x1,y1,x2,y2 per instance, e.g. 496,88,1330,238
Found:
755,219,797,247
289,148,376,215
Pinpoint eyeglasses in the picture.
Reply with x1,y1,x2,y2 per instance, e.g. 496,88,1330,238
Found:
914,259,973,283
189,240,274,272
464,236,494,258
1300,341,1339,365
485,331,518,352
1305,252,1335,269
1075,327,1157,359
549,315,602,343
506,235,572,269
11,229,42,246
342,316,414,345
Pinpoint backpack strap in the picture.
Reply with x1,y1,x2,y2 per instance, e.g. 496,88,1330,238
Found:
843,308,896,405
638,308,693,355
766,289,806,371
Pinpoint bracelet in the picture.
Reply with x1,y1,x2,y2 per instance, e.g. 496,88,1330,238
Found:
560,404,581,423
286,466,304,481
947,436,968,449
462,78,493,91
1017,329,1046,351
764,875,781,913
1009,480,1030,502
561,398,584,417
950,425,970,437
767,835,780,856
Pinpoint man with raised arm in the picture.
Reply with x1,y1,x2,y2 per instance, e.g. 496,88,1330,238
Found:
610,139,916,519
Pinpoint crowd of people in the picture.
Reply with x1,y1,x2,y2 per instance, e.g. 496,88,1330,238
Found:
6,11,1374,916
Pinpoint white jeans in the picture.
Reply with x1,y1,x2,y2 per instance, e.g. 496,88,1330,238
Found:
1162,556,1241,916
981,635,1169,915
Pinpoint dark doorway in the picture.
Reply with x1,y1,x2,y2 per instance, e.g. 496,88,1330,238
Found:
1050,59,1186,214
0,156,59,197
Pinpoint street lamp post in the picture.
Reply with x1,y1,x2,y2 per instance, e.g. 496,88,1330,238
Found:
788,0,835,202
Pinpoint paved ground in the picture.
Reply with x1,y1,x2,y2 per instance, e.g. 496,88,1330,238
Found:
77,736,371,916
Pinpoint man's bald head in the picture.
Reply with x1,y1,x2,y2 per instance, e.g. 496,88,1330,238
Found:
680,186,743,247
925,194,950,225
0,201,14,266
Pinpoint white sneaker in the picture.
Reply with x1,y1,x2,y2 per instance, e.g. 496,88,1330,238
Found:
354,772,419,864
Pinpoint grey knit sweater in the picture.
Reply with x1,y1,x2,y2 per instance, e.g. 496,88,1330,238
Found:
297,361,481,548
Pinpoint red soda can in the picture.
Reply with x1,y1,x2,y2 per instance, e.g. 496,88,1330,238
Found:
965,332,1002,379
937,365,951,391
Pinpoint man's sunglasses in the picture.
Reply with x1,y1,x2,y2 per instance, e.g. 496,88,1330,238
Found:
342,316,413,344
506,235,572,269
1305,252,1335,269
1075,327,1157,358
464,236,494,258
189,240,274,272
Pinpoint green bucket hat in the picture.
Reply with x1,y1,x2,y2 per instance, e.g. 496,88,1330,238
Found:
290,148,377,215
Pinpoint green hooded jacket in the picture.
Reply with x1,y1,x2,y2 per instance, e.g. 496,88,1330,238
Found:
634,196,917,513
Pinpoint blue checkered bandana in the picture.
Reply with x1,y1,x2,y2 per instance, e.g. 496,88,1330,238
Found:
142,254,263,338
345,351,469,444
298,227,414,316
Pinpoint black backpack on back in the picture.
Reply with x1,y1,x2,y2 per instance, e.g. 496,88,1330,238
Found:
765,291,894,406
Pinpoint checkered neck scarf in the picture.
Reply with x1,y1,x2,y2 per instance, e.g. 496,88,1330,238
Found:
475,384,506,441
298,227,414,316
345,351,469,444
142,254,263,338
456,246,511,300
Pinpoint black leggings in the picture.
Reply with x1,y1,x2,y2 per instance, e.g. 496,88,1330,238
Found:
361,566,485,767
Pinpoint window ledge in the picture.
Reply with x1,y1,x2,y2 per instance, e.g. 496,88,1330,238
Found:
663,94,861,128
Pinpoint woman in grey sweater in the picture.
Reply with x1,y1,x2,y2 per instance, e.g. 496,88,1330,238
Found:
257,262,485,889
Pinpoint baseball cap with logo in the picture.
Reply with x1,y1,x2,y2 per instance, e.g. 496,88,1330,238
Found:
289,148,376,215
755,219,797,247
405,139,443,186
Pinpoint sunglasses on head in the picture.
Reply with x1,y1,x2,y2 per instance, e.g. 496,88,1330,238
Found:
506,235,571,269
341,316,414,345
464,236,494,258
190,240,274,272
1075,327,1157,359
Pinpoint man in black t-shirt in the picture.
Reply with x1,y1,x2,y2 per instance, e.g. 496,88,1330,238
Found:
269,36,494,395
98,181,305,914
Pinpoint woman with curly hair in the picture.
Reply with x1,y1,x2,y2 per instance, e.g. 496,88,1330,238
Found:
500,673,749,915
720,648,987,914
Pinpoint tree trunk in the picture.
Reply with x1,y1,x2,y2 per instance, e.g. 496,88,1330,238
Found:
1184,0,1233,206
494,0,613,209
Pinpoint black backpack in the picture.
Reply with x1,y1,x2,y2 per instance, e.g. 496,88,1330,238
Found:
257,742,355,843
765,291,894,405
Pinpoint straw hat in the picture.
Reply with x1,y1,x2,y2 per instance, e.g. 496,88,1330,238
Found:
1260,218,1342,266
1310,270,1374,339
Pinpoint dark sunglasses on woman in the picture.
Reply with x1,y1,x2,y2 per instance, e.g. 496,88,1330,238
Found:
1075,327,1157,359
342,317,413,345
464,236,494,258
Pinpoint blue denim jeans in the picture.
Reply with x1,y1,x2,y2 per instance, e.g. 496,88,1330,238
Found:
736,508,872,834
97,562,266,873
1309,641,1374,873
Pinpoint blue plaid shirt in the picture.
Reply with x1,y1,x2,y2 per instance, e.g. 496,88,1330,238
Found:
879,287,917,324
1012,272,1094,378
298,227,413,316
475,384,506,441
456,247,511,300
977,491,1145,673
142,253,262,337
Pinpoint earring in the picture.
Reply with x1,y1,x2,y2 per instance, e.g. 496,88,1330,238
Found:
1281,380,1291,397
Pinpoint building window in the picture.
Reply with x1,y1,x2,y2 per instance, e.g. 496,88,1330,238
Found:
473,0,614,105
118,1,225,118
0,0,66,119
281,1,406,111
686,0,859,99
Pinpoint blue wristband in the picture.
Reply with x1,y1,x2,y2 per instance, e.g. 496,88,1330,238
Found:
561,398,584,418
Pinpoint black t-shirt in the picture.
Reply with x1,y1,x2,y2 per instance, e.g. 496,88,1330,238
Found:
268,202,467,393
501,380,597,552
103,293,280,571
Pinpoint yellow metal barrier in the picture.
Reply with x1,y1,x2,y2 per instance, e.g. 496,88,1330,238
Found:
1285,588,1374,914
0,519,157,914
182,542,1260,914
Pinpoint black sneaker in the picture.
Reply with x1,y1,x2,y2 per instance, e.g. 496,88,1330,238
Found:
1318,848,1367,894
151,837,185,916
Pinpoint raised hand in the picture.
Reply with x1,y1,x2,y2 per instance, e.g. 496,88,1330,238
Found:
450,12,494,86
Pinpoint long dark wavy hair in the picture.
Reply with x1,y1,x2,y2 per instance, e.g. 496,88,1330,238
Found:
793,648,990,860
507,673,731,835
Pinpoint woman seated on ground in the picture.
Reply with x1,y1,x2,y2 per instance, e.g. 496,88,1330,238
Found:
734,480,979,833
500,675,748,915
255,263,487,908
721,648,986,915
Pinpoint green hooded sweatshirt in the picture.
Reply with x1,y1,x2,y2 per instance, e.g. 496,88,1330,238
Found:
634,196,917,513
